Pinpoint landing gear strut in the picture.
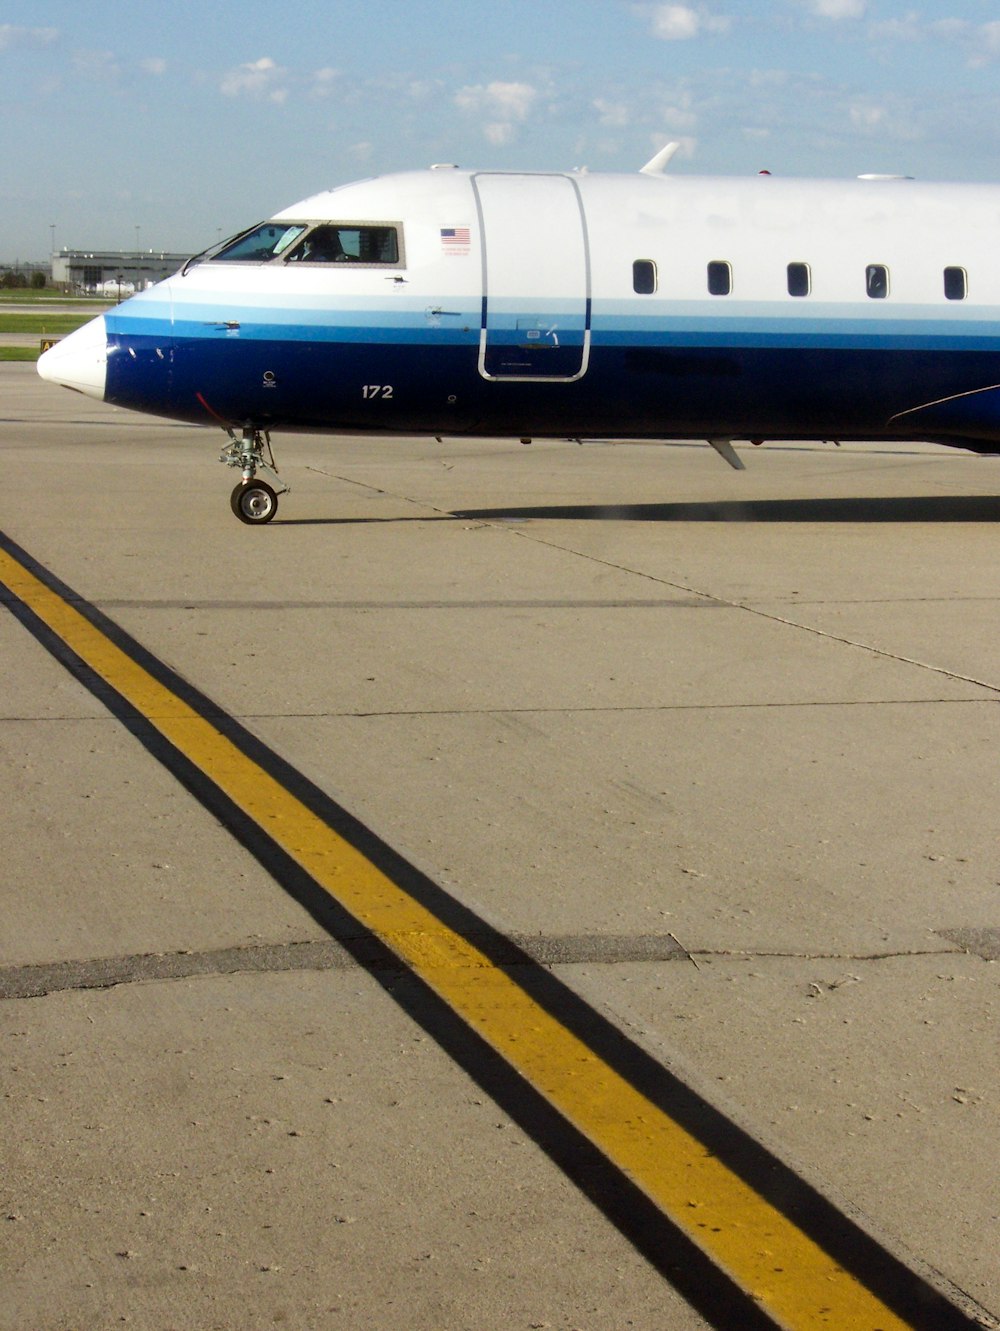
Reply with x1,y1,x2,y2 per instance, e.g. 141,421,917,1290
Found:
220,427,289,524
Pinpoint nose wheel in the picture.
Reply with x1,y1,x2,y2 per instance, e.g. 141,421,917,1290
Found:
220,426,288,523
231,479,278,524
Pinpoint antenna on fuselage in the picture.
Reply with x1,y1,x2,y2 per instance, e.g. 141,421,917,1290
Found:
639,142,680,175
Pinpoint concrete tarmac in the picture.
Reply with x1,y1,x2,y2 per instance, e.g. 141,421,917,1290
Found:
2,362,999,1330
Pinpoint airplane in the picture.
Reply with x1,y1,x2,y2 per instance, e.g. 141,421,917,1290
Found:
37,145,1000,523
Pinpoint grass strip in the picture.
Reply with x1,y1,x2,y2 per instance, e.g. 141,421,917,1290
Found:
0,314,93,334
0,347,43,362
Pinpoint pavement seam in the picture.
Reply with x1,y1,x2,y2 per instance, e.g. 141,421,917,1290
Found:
0,936,979,1001
296,477,1000,697
5,697,994,725
303,465,1000,699
495,524,1000,696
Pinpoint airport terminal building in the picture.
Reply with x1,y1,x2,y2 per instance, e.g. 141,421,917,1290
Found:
52,248,190,294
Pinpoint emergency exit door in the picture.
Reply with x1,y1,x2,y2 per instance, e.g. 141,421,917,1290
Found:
473,173,591,381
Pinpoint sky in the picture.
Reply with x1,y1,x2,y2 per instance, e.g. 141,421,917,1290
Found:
3,0,1000,261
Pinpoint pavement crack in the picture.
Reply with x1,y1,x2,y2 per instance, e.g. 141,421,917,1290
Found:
313,697,988,720
689,946,966,962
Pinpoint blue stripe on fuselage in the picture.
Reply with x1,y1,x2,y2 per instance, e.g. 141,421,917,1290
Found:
107,296,1000,353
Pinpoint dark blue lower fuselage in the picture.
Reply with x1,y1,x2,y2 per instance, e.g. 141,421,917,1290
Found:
104,326,1000,451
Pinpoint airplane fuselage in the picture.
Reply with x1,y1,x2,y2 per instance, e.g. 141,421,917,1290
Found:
39,164,1000,461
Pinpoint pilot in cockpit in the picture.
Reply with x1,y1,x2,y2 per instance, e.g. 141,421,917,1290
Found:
292,227,348,262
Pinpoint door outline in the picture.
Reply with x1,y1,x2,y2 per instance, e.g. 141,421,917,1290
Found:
472,172,592,383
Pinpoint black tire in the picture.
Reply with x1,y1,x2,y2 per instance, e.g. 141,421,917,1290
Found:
231,480,278,524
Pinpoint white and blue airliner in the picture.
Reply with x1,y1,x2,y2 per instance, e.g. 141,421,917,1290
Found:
38,149,1000,522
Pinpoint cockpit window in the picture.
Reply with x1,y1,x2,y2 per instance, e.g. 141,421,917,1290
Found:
212,222,307,262
285,224,401,265
199,219,404,270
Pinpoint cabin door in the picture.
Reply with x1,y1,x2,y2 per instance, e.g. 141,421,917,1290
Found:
473,173,591,381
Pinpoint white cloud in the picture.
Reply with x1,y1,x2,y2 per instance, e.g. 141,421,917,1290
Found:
973,21,1000,62
593,97,630,128
749,68,790,90
454,80,539,143
869,15,1000,66
930,19,969,42
651,5,700,39
647,5,730,40
845,94,920,143
868,14,929,43
660,91,698,132
73,49,121,83
848,99,886,132
645,130,696,160
484,122,515,146
455,80,538,120
871,15,972,43
220,55,288,103
807,0,865,17
309,66,340,98
140,57,167,76
0,25,58,52
407,79,441,101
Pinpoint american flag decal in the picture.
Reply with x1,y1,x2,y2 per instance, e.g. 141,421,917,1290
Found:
440,226,471,255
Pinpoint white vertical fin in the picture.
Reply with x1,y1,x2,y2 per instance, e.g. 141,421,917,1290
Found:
639,142,680,175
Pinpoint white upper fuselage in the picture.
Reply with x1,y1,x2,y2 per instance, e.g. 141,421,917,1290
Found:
273,166,1000,316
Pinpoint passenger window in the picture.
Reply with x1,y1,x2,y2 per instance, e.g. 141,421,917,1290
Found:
633,259,657,294
707,261,732,296
286,224,401,265
787,262,810,297
866,264,889,299
944,266,967,300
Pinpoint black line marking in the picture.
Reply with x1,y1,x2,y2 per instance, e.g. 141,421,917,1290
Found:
0,527,986,1331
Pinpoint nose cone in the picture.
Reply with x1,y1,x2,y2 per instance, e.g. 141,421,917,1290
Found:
37,315,108,400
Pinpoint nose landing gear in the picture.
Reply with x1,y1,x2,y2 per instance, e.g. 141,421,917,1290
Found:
220,427,289,524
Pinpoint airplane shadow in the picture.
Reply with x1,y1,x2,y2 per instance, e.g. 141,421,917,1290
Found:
276,494,1000,526
278,515,458,526
451,494,1000,524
